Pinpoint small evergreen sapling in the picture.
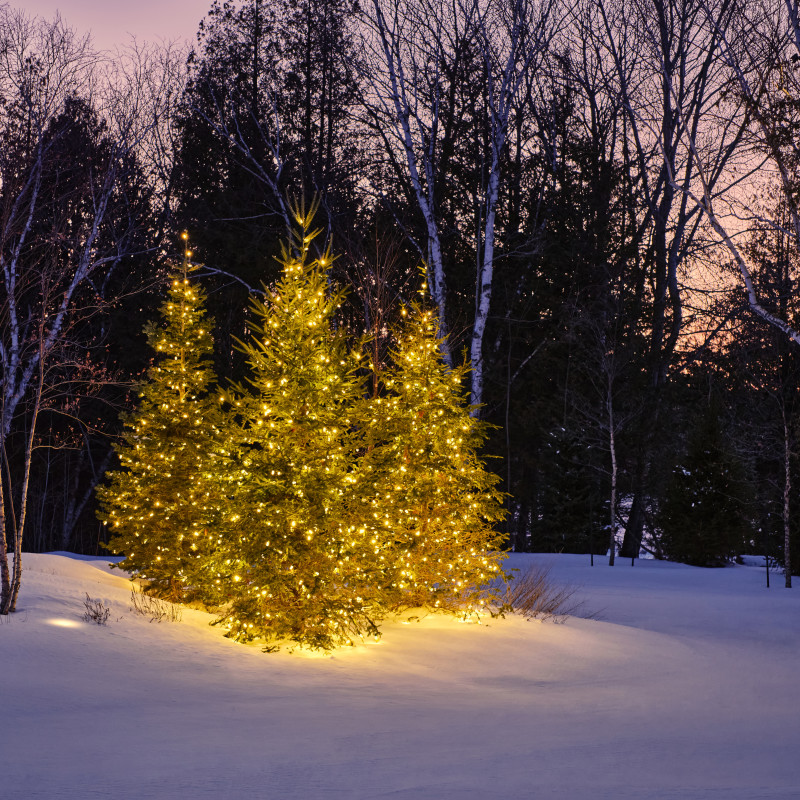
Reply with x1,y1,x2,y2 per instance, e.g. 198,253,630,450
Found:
97,242,225,600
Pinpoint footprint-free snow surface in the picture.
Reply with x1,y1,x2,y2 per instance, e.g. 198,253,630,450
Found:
2,552,798,799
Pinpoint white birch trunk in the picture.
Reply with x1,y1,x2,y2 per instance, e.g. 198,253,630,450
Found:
364,0,451,362
470,8,515,410
471,167,501,409
607,372,618,566
783,412,792,589
470,0,554,408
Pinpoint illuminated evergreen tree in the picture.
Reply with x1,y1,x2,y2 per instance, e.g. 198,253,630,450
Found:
97,240,225,600
359,298,507,613
217,203,381,649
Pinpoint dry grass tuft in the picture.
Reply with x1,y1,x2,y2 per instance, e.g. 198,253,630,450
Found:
130,586,183,623
499,563,598,622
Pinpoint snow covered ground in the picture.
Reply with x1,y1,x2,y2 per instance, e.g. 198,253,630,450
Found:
2,552,799,799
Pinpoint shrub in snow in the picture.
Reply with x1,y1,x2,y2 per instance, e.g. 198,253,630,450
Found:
130,586,183,622
82,593,111,625
499,563,588,621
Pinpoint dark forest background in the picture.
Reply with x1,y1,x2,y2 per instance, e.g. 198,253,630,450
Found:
3,0,800,579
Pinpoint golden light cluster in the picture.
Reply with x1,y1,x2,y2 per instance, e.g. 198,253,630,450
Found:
99,219,505,651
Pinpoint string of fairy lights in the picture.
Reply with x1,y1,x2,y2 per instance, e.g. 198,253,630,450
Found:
98,208,506,650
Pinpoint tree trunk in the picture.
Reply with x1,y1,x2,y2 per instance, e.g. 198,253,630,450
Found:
783,412,792,589
2,339,44,613
608,372,618,566
0,461,10,612
470,168,500,410
620,392,663,561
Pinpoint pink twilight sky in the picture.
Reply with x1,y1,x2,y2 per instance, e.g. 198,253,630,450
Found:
20,0,213,51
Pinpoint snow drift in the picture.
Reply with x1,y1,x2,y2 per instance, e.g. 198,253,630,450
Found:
1,552,798,799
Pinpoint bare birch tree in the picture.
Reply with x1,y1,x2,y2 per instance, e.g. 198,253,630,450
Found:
355,0,474,364
670,0,800,348
0,9,173,611
356,0,561,405
642,0,800,582
588,0,755,556
469,0,560,408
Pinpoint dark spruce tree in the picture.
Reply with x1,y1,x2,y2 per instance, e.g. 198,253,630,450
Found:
173,0,363,381
657,404,754,567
